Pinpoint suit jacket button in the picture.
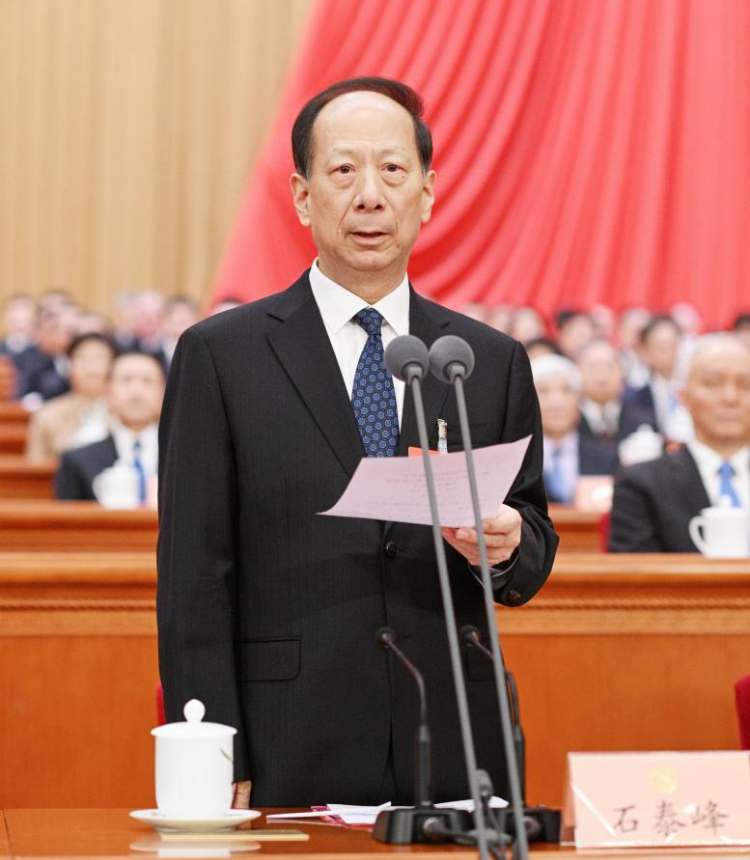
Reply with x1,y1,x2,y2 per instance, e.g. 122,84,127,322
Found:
506,589,522,605
385,541,398,558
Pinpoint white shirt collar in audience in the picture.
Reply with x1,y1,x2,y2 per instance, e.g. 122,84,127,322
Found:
110,418,159,476
688,438,750,508
308,259,410,426
580,398,621,436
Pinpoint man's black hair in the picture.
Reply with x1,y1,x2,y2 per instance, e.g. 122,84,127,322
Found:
113,348,167,381
291,76,433,178
67,332,115,360
732,312,750,330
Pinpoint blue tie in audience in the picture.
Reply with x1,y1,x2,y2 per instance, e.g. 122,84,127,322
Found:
718,461,742,508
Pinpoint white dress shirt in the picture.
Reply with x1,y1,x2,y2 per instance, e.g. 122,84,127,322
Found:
580,398,621,437
688,438,750,508
309,259,410,428
110,419,159,476
543,432,579,502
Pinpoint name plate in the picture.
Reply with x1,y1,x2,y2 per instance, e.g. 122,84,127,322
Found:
562,751,750,848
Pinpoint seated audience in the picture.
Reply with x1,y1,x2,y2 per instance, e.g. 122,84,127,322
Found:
55,351,165,502
18,305,78,403
507,306,545,345
609,335,750,552
161,296,198,368
615,305,651,389
112,290,139,351
25,333,114,462
623,314,692,442
132,290,167,366
532,354,618,503
576,339,652,449
1,294,37,361
555,309,597,359
525,336,560,362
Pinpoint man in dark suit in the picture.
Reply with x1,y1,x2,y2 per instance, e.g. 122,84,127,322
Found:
609,335,750,552
55,351,164,501
157,78,558,809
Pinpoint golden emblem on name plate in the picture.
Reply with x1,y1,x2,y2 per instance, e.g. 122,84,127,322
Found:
649,766,678,794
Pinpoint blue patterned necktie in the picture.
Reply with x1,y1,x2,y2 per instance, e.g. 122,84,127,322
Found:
546,444,572,503
133,439,147,504
351,308,399,457
718,462,742,507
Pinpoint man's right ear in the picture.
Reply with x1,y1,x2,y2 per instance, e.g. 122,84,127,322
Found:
290,173,311,227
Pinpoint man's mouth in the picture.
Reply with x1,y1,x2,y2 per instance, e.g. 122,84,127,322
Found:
351,230,387,239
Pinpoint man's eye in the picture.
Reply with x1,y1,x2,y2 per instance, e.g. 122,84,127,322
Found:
337,165,353,175
384,163,402,173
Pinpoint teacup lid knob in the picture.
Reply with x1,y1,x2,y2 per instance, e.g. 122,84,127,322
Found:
183,699,206,723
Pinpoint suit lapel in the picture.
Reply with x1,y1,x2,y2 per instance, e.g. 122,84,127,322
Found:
396,289,452,456
670,446,711,510
266,275,365,478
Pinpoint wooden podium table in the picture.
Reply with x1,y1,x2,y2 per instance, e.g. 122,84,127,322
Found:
1,553,749,812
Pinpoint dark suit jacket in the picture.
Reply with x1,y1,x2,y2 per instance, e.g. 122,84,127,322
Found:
18,348,70,401
621,383,659,433
157,273,559,806
544,429,617,504
608,446,709,552
55,435,117,501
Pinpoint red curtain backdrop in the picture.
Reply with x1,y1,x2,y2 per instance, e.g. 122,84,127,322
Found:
212,0,750,329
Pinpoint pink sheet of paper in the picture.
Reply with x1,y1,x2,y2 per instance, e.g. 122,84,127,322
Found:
319,436,531,527
565,751,750,848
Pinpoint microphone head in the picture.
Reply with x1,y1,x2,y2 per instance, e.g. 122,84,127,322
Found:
459,624,481,645
376,626,397,648
429,335,475,383
385,335,429,383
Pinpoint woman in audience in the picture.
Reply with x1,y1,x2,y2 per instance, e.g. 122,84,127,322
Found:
25,333,115,462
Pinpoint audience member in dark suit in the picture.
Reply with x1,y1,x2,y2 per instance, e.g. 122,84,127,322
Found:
622,315,692,441
609,335,750,551
576,339,654,461
18,306,78,402
55,351,165,501
531,353,618,503
158,78,559,810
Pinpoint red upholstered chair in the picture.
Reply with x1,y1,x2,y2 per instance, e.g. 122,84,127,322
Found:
156,682,166,726
735,675,750,750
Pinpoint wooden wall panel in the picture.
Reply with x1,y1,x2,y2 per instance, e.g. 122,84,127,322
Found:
0,0,312,311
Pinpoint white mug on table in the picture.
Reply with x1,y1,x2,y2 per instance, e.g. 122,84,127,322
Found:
688,505,750,558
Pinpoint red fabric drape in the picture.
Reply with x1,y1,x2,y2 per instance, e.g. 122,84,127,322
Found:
212,0,750,329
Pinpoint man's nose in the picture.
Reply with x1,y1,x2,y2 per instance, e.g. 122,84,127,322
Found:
353,168,385,211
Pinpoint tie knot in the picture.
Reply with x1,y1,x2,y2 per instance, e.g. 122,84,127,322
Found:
133,439,142,453
718,461,736,480
353,307,384,337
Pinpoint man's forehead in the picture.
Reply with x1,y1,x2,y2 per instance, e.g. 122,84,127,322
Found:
690,345,750,375
313,91,416,147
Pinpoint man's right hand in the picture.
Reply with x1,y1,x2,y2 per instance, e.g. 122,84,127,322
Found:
232,780,252,809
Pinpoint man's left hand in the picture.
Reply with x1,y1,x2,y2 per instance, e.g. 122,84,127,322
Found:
441,504,522,567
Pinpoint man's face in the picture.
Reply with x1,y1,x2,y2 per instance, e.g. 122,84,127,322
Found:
290,91,436,290
537,372,580,440
681,341,750,449
577,342,623,405
108,355,165,429
558,316,596,359
643,322,680,378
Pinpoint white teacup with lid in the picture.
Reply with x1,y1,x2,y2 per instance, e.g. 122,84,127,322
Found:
151,699,236,818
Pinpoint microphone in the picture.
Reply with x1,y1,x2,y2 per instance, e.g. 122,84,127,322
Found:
428,334,475,384
374,336,494,860
430,333,529,860
384,334,429,384
461,626,562,844
461,626,525,801
376,627,432,809
372,627,473,844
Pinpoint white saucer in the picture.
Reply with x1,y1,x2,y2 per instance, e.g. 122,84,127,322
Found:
130,809,261,833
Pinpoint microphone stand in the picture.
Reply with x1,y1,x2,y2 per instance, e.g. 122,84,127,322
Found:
372,627,473,843
402,364,493,860
436,342,530,860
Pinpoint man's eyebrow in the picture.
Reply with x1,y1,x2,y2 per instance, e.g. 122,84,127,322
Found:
326,145,413,159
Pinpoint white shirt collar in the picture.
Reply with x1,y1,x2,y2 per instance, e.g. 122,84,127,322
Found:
309,259,410,336
689,437,750,477
109,418,159,472
544,431,579,457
